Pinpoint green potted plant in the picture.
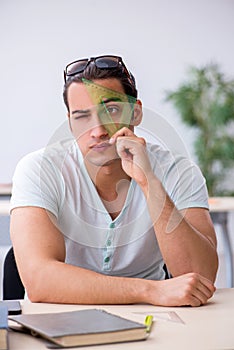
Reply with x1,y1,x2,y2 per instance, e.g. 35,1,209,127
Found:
165,63,234,196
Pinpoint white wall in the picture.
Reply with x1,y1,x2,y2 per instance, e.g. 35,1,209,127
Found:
0,0,234,182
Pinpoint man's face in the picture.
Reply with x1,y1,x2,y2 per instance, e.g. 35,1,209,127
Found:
67,78,134,168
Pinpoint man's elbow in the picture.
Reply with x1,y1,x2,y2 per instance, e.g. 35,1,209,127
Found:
170,251,219,283
22,266,53,303
23,276,45,303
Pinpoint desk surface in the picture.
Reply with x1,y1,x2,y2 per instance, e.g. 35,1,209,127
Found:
0,183,12,196
0,199,10,215
8,288,234,350
208,196,234,212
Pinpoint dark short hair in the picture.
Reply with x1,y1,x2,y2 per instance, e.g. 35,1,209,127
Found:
63,63,138,112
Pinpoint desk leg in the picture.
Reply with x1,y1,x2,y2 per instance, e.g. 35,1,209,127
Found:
210,212,233,288
221,219,233,288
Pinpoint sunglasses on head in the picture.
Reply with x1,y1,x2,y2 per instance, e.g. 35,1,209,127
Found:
64,55,135,85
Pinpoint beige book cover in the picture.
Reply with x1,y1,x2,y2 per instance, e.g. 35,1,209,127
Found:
9,308,147,348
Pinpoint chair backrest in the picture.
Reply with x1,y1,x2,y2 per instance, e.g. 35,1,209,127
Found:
3,247,25,300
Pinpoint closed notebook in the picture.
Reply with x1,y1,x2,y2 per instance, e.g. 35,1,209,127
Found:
9,309,147,347
0,305,8,350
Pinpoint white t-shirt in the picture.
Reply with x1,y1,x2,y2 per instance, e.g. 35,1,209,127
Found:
10,138,209,280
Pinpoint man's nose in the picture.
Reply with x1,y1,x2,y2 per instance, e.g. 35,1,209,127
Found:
90,114,109,139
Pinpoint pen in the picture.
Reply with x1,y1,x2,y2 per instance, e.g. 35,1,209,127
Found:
144,315,154,333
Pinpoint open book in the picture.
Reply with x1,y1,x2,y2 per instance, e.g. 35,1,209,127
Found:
9,309,147,347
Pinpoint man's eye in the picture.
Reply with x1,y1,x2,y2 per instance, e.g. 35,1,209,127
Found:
74,114,89,120
106,106,120,115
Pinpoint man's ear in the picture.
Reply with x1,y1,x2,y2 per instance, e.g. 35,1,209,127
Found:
131,100,143,126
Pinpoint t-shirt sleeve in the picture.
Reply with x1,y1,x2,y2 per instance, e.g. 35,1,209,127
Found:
147,144,209,211
163,155,209,210
10,150,64,218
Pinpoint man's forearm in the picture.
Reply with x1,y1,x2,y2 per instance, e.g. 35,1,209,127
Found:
25,260,216,307
26,260,149,304
141,175,218,281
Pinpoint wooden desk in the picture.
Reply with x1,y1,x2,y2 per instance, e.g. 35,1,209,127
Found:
8,288,234,350
0,183,11,215
209,196,234,212
0,183,12,196
209,197,234,288
0,197,11,245
0,199,10,215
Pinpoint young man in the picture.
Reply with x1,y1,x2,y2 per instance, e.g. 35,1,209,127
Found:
10,55,218,306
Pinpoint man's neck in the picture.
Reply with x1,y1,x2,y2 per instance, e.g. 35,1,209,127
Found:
85,159,131,202
85,159,131,220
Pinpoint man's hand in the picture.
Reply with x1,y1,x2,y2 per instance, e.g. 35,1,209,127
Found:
110,127,154,187
147,273,216,307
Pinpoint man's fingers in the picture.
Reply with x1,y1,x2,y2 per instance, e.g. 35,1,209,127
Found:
190,288,210,306
174,273,215,307
109,127,135,144
199,274,216,290
186,273,215,306
197,275,216,297
186,295,203,307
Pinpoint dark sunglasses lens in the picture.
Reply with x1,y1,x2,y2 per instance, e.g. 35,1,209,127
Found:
95,56,119,69
66,60,88,76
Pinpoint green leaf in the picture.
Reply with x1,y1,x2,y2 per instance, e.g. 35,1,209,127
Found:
164,62,234,196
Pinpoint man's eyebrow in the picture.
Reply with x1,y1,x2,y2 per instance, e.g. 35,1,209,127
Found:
102,97,123,103
71,109,90,115
71,98,123,115
71,97,123,115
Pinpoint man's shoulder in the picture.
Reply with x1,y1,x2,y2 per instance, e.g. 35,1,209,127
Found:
146,142,201,183
17,138,78,169
146,142,181,166
146,142,194,165
16,148,45,171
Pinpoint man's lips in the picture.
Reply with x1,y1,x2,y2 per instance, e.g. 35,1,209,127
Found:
89,141,112,151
